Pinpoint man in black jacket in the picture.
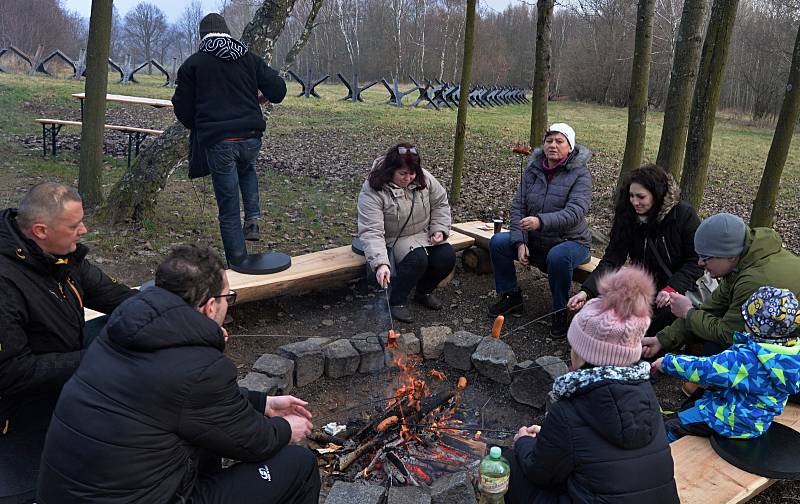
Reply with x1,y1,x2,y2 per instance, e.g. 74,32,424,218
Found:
172,13,287,266
0,182,135,498
37,245,320,503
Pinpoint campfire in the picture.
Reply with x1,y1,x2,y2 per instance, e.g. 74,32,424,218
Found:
310,330,487,486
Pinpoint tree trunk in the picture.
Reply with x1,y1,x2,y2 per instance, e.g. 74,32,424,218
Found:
617,0,656,191
78,0,113,206
656,0,708,179
450,0,476,204
529,0,554,148
242,0,298,65
281,0,324,75
103,0,296,223
750,22,800,227
679,0,740,209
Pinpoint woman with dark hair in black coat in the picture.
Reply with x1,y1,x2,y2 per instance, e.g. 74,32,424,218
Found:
567,164,703,337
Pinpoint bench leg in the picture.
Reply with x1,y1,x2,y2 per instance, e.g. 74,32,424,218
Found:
42,124,47,157
50,125,62,157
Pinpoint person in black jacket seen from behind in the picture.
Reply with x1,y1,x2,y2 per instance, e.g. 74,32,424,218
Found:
0,182,134,499
37,246,320,504
172,13,287,267
568,164,702,337
505,266,678,504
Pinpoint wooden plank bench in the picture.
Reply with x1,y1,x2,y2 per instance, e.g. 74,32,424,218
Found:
35,118,164,169
451,220,600,283
84,230,476,321
673,402,800,503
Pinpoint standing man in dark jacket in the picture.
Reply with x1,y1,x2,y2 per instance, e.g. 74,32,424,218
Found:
37,245,320,503
0,182,134,499
172,13,287,266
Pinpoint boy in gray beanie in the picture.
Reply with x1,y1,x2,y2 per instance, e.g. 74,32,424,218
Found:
642,212,800,358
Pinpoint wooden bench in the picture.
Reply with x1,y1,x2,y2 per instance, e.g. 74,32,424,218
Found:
35,118,164,169
84,230,476,321
451,220,600,282
673,402,800,503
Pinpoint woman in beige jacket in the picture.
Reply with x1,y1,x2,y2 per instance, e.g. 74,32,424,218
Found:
357,143,455,323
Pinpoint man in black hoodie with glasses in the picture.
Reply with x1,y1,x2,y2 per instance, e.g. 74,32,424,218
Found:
172,13,286,267
37,246,320,503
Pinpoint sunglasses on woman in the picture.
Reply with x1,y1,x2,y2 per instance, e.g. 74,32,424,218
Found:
398,146,418,155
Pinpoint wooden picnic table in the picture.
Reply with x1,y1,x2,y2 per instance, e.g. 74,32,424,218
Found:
71,92,173,108
71,92,172,120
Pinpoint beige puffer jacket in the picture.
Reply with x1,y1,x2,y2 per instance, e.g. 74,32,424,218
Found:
357,163,451,271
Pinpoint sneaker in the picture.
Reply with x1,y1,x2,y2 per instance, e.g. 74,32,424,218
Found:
391,305,413,323
244,219,260,241
415,292,443,311
549,311,568,339
488,289,524,317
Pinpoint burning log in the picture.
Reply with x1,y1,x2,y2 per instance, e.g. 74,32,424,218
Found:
337,439,379,472
386,450,420,486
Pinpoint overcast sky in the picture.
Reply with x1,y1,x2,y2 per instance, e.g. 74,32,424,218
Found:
62,0,518,23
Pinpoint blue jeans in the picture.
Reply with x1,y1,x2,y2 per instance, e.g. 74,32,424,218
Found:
207,138,262,264
489,231,590,310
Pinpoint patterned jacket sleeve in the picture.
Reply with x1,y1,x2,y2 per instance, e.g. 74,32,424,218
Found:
662,348,752,390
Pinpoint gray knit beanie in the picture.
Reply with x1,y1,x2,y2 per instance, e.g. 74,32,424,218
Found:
199,13,230,37
694,213,747,258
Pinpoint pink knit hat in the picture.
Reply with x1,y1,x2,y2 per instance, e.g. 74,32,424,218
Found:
568,266,655,366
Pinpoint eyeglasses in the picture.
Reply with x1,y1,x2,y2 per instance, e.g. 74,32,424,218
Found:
398,146,418,155
211,289,237,306
697,255,714,263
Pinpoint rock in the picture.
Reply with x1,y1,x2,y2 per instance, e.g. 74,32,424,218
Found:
237,372,284,395
350,332,384,373
325,481,385,504
430,470,476,504
535,355,569,381
252,353,294,393
397,332,420,354
321,319,335,327
443,331,482,371
420,326,452,359
277,338,327,387
510,356,568,409
388,486,431,504
463,318,473,324
323,339,361,378
514,360,534,371
471,337,517,384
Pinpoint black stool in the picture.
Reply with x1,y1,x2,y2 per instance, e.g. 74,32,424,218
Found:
351,238,365,256
229,252,292,275
710,422,800,479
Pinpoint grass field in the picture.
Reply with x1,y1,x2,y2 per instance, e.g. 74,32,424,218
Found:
0,71,797,281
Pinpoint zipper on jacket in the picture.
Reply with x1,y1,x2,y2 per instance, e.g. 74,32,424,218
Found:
662,236,672,264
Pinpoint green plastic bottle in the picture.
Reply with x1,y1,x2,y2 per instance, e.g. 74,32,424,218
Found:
478,446,510,503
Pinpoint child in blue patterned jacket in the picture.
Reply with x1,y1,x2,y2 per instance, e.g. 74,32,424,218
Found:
652,286,800,441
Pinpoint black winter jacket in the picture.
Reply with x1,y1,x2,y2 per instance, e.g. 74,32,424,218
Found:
582,183,702,297
0,208,133,425
510,146,593,258
172,35,286,148
512,363,679,504
37,287,292,503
